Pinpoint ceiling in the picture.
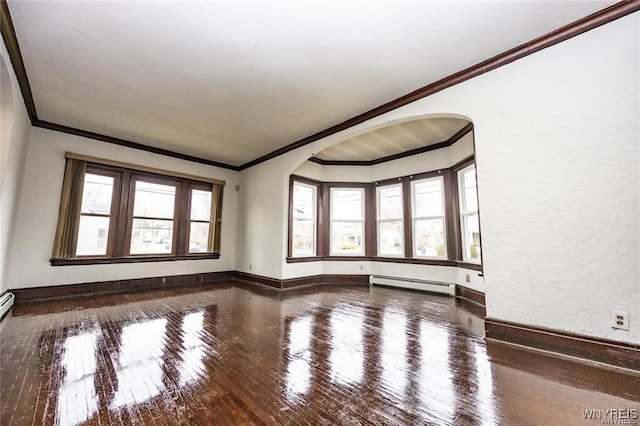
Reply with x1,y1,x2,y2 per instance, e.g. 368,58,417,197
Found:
314,117,469,162
7,1,614,168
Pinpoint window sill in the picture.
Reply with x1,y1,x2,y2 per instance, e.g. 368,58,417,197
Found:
50,253,220,266
286,255,482,271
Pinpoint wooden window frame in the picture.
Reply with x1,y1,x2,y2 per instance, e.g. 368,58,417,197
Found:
51,159,224,266
286,157,482,271
410,174,447,260
289,179,319,258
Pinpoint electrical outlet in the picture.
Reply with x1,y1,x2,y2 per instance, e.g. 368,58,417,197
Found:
249,264,252,271
611,311,629,330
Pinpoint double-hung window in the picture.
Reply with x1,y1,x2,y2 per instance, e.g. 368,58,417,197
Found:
129,178,177,255
76,169,118,256
376,184,403,256
458,164,481,262
330,187,365,256
411,176,446,258
189,186,214,254
291,181,318,257
52,154,224,264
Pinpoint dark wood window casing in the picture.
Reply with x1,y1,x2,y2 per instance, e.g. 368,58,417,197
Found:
287,155,482,271
52,155,224,266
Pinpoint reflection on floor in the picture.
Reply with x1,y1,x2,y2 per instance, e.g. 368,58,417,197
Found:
0,283,637,425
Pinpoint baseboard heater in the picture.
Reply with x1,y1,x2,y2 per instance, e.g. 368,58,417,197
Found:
369,275,455,296
0,292,15,320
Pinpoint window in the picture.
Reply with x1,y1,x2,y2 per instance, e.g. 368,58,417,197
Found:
330,187,365,255
458,164,481,262
76,171,116,256
411,176,446,258
189,187,213,254
129,178,177,255
291,181,317,257
376,184,403,256
52,154,224,264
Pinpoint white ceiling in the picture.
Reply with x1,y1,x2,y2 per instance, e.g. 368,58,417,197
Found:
314,117,469,162
8,1,613,167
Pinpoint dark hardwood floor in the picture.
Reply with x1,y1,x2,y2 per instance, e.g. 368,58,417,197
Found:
0,282,638,425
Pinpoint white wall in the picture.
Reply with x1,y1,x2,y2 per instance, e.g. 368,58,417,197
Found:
0,43,32,295
238,14,640,344
8,128,239,288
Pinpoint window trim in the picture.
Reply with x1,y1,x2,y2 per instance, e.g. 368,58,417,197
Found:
375,182,404,258
457,163,481,264
286,157,482,271
51,154,224,266
410,175,447,260
290,180,319,258
329,186,366,256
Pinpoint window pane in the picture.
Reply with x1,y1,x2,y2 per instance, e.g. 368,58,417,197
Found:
130,219,173,254
189,222,210,253
76,216,110,256
332,189,363,220
463,168,478,212
414,218,445,257
190,189,212,221
292,218,315,256
413,179,443,217
133,181,176,219
331,221,363,254
377,185,402,220
463,213,481,260
293,183,315,220
81,173,113,215
378,221,403,256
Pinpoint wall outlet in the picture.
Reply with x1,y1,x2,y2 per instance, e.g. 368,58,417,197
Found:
465,274,470,283
249,264,252,271
611,311,629,330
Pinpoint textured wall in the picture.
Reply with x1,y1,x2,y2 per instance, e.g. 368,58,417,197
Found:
239,14,639,344
0,43,32,294
9,128,239,288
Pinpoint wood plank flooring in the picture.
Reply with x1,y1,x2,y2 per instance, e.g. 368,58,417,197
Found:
0,282,638,425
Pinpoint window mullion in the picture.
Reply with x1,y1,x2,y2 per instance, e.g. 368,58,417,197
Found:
175,182,189,256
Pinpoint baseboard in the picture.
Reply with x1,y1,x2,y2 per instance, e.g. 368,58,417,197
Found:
455,284,485,307
10,271,370,302
232,271,369,290
11,271,234,302
485,318,640,372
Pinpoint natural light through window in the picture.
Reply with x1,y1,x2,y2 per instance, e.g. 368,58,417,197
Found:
292,181,317,257
412,177,446,258
189,189,212,253
130,180,176,255
330,187,364,255
76,173,114,256
459,165,480,262
377,184,403,256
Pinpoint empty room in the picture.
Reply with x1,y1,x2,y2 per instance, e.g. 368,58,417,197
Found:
1,1,638,425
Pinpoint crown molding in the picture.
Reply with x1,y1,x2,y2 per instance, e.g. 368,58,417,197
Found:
2,1,638,172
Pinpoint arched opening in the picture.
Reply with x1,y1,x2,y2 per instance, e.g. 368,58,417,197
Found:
286,115,483,292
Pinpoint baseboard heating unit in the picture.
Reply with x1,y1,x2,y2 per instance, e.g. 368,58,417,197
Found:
0,292,15,320
369,275,455,296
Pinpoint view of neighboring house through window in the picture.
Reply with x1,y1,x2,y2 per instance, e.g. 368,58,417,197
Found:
189,188,212,253
76,172,115,256
130,179,177,255
376,183,403,256
458,164,481,262
291,181,317,257
330,187,365,255
411,176,446,258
